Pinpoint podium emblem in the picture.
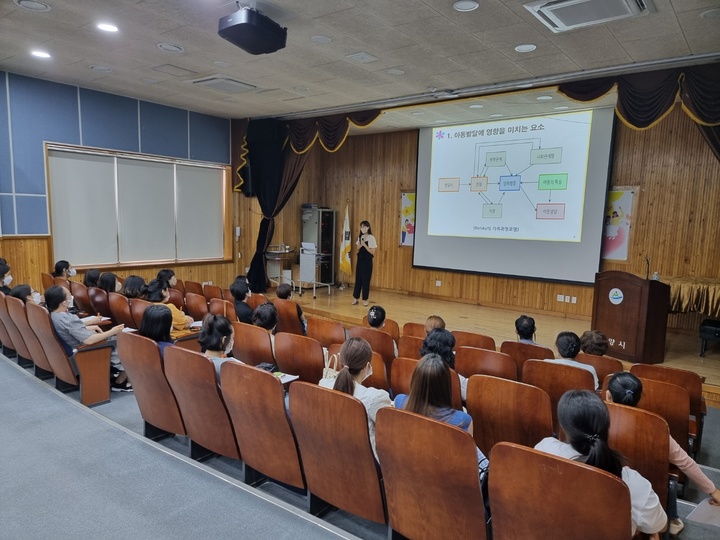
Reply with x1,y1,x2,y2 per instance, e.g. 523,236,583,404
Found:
608,288,624,305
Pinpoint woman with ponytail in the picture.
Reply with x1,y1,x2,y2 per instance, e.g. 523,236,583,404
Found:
535,390,666,537
607,372,720,536
198,314,236,381
545,331,599,389
319,337,391,458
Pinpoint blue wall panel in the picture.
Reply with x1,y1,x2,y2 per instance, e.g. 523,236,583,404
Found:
80,89,139,152
189,112,230,164
9,75,79,195
15,195,47,235
0,72,12,194
140,102,188,159
0,195,15,235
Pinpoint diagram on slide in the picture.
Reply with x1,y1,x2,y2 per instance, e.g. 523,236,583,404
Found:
428,110,593,242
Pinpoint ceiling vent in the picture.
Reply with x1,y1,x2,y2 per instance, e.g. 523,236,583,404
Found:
188,76,257,94
524,0,655,33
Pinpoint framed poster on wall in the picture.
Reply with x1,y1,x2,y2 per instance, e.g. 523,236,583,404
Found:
400,192,416,247
602,186,636,261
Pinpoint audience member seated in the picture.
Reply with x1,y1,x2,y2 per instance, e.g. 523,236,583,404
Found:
98,272,121,294
545,331,599,389
198,314,236,381
9,284,43,305
229,276,253,324
0,263,12,294
607,372,720,536
515,315,537,344
83,269,100,288
535,390,667,538
420,328,466,401
144,279,193,339
319,337,392,458
276,283,306,333
45,285,131,392
138,304,175,358
395,353,489,477
252,302,279,354
425,314,446,334
367,305,398,356
157,268,177,288
51,260,76,279
580,330,610,356
120,275,147,299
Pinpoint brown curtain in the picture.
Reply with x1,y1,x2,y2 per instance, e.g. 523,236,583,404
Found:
230,118,250,192
288,109,382,154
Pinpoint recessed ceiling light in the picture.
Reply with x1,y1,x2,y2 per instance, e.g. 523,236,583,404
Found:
14,0,51,12
490,113,503,118
536,95,553,101
347,52,379,63
515,44,537,53
387,68,405,76
700,8,720,19
89,65,112,73
554,106,570,111
213,61,231,67
311,35,332,44
31,50,51,58
97,23,118,32
157,43,184,54
453,1,479,12
469,104,484,109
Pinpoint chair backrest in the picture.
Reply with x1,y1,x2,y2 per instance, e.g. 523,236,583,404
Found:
465,375,553,456
499,340,555,378
183,280,204,296
171,278,185,296
167,288,185,311
163,346,240,459
53,276,71,290
245,293,268,311
397,334,423,359
231,322,275,366
606,402,669,511
362,315,400,344
220,362,305,489
6,296,54,374
390,356,461,410
130,298,152,328
108,292,135,328
576,352,623,383
455,346,517,381
348,326,396,383
203,283,223,301
402,321,426,338
376,407,487,540
0,292,28,358
490,442,632,539
522,359,595,433
634,376,691,453
185,292,209,322
0,293,15,351
221,288,233,302
452,330,496,351
273,333,324,383
26,302,78,386
69,281,93,314
209,298,237,322
41,272,54,291
87,287,113,320
306,317,346,349
289,382,386,524
117,332,186,437
271,298,304,335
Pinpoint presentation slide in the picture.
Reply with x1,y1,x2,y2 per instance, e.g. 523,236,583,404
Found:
413,107,615,284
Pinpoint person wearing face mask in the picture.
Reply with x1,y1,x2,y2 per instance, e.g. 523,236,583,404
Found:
9,284,43,305
52,260,77,280
0,263,13,294
319,337,391,459
144,279,193,339
198,314,237,382
352,220,377,307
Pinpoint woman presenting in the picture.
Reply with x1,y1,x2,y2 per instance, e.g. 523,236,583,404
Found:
352,220,377,306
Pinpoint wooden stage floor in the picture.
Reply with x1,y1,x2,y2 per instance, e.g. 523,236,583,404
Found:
294,286,720,405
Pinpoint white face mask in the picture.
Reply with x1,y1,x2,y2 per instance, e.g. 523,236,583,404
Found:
362,362,373,382
67,295,74,309
31,292,42,304
115,281,122,292
224,338,234,355
2,275,12,286
68,268,77,277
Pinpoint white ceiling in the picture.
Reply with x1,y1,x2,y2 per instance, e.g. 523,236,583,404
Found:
0,0,718,130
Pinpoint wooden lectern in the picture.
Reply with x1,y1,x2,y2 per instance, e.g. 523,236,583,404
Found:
591,271,670,364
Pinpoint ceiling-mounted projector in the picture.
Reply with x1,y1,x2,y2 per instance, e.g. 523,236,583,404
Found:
218,7,287,55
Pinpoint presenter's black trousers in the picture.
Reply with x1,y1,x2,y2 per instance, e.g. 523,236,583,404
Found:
353,257,373,300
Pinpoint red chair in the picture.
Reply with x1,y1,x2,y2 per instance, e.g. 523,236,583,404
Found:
167,288,185,312
203,284,223,302
108,292,135,328
69,281,93,315
130,298,152,328
185,292,209,322
88,287,114,322
5,295,54,378
402,321,426,338
271,298,304,335
452,330,495,351
274,333,324,384
397,335,423,359
455,346,517,381
306,317,346,349
231,322,275,366
184,280,203,296
209,298,237,321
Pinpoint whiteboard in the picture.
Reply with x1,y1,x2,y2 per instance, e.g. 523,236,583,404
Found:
47,146,227,267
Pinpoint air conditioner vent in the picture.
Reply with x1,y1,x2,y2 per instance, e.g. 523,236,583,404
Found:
188,76,257,94
524,0,655,33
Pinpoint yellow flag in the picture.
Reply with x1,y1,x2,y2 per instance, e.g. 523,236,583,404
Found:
339,205,352,276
